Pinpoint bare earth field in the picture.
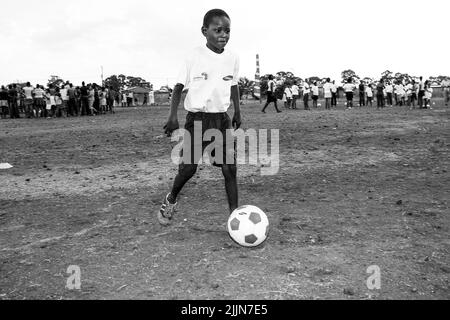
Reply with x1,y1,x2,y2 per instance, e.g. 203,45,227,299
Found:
0,99,449,300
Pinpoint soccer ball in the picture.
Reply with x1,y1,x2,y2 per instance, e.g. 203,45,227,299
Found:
227,205,269,247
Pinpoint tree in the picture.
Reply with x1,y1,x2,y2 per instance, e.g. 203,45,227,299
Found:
48,75,65,87
341,69,360,84
308,76,322,84
125,76,151,89
104,75,124,92
381,70,394,82
362,77,375,84
238,77,255,99
429,75,450,85
393,72,413,84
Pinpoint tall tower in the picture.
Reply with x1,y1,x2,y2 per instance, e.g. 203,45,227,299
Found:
254,54,261,103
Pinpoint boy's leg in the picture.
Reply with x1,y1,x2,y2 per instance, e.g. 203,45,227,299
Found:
170,164,198,202
274,101,281,112
221,164,238,213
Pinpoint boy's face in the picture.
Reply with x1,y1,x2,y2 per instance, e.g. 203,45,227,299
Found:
202,16,231,53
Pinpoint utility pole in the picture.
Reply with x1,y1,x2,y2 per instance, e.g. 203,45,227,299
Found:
101,66,104,86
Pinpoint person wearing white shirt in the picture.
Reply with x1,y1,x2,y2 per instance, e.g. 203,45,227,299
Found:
410,80,418,108
385,82,393,107
159,9,242,226
405,82,413,107
423,81,433,108
395,82,405,106
291,81,300,109
418,76,425,108
323,78,332,110
284,85,293,109
343,78,356,109
303,80,311,110
262,74,281,113
310,82,319,108
331,80,338,107
365,84,373,107
22,82,35,118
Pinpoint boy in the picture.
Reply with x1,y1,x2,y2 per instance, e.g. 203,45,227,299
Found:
343,78,356,109
303,79,310,110
358,80,365,107
290,81,299,109
0,86,9,119
158,9,241,226
311,81,319,108
261,75,281,113
365,83,373,107
284,84,292,109
323,78,332,110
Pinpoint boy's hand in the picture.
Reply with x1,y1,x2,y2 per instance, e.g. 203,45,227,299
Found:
232,113,241,129
163,117,179,137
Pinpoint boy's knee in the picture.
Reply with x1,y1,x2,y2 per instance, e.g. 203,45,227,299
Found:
179,164,198,178
222,164,237,178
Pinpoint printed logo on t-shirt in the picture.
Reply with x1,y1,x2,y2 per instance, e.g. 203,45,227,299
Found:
193,72,208,81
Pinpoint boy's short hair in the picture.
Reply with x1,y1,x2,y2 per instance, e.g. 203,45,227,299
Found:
203,9,230,27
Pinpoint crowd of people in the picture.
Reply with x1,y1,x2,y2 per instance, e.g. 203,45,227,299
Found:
0,81,121,119
263,76,450,113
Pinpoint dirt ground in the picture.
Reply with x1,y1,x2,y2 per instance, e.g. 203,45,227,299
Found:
0,99,449,300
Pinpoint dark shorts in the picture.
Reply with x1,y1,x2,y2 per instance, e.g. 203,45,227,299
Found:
346,92,354,100
266,91,277,103
312,95,319,101
24,99,34,106
180,112,236,167
34,98,45,107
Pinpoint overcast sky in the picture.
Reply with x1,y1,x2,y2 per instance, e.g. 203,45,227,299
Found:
0,0,448,88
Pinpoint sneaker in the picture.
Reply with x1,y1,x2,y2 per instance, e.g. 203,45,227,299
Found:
157,193,177,226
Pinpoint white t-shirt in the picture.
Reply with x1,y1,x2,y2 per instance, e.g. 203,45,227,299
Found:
323,82,332,98
267,80,276,92
284,87,292,98
33,88,44,98
395,84,405,95
176,45,239,113
343,83,355,93
60,88,68,101
385,84,393,93
405,83,413,95
365,86,373,97
303,83,310,95
331,83,338,93
442,79,450,88
311,85,319,96
23,86,34,99
419,81,425,91
291,85,299,96
425,87,433,99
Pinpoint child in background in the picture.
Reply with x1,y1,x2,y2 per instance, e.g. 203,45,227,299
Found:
100,87,107,114
54,87,64,117
44,89,53,118
343,78,356,109
284,84,292,109
311,81,319,108
291,81,299,109
365,84,373,107
424,81,433,108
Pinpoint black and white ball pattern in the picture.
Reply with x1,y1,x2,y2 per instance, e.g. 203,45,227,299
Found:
227,205,269,247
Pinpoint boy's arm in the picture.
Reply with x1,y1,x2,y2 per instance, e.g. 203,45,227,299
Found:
163,83,184,136
231,85,241,129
